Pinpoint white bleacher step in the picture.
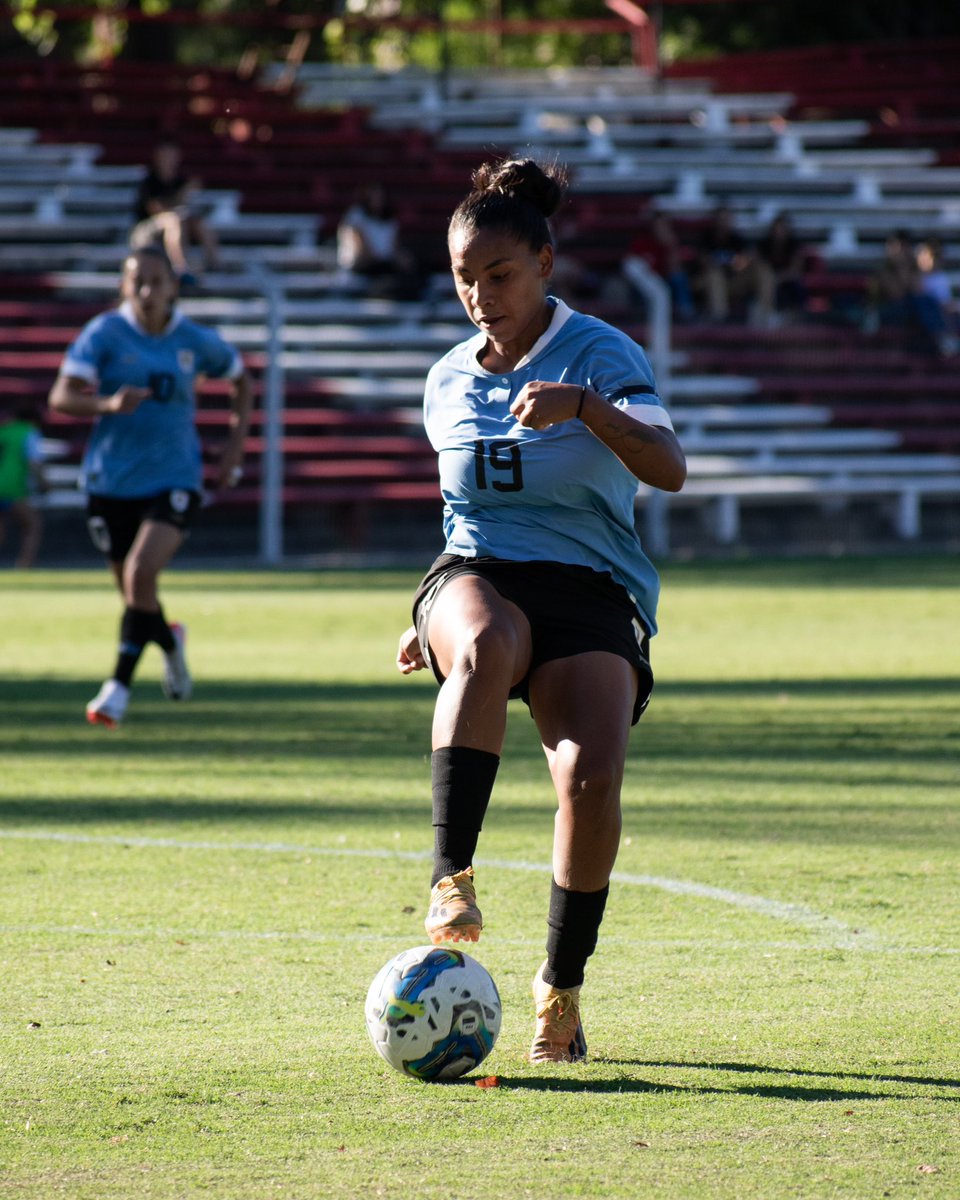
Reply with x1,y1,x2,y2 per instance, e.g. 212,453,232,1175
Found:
279,349,437,376
639,470,960,543
40,488,85,510
814,150,937,171
0,129,38,147
371,90,792,130
0,164,144,188
318,377,425,404
575,161,960,198
39,438,73,460
217,322,471,352
685,451,960,477
0,142,102,173
37,268,352,297
574,144,932,172
668,376,758,399
0,243,338,274
0,212,320,248
19,184,243,223
676,472,960,496
670,404,832,435
679,428,901,458
42,464,84,486
180,296,466,324
443,117,871,153
284,62,658,97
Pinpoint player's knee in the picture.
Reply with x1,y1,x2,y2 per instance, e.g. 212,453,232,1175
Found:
449,618,525,682
556,745,623,814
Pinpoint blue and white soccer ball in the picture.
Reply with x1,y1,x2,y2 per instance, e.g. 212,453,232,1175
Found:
365,945,502,1081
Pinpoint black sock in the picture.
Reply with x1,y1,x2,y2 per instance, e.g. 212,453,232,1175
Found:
150,605,176,654
112,606,154,687
430,746,500,886
542,879,610,989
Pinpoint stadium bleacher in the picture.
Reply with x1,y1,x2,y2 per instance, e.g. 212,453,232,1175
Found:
1,50,957,557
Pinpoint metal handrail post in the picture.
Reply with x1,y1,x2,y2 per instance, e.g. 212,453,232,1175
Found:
252,265,285,565
622,255,673,558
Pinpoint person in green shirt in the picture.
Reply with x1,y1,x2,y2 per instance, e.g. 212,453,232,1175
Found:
0,405,46,568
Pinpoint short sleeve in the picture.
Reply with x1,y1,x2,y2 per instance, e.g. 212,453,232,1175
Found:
24,430,44,463
586,328,674,432
194,326,244,380
60,316,109,386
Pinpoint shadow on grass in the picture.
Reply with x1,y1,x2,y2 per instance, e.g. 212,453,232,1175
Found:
628,1060,960,1090
2,678,957,848
9,555,958,591
481,1058,960,1100
0,568,420,594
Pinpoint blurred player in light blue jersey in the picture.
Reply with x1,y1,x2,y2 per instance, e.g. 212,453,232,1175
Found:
396,159,686,1064
49,246,252,729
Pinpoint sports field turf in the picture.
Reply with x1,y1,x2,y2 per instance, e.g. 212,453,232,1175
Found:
1,557,957,1199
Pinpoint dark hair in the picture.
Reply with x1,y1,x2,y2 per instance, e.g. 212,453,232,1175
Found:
449,158,568,252
123,244,177,279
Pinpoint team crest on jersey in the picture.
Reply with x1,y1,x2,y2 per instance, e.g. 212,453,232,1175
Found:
177,349,195,373
169,489,191,513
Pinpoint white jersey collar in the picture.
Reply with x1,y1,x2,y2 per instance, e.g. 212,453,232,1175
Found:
471,296,574,374
118,300,184,337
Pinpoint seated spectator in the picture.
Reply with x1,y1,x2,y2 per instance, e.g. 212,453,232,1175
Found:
0,404,47,568
863,229,916,333
914,239,957,356
336,184,422,300
130,139,220,282
755,211,808,327
624,209,696,323
693,205,762,324
863,230,955,354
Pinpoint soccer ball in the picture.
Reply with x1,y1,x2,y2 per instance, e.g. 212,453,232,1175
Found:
365,945,502,1082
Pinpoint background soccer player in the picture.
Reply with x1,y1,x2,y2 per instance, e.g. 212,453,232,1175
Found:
48,246,252,728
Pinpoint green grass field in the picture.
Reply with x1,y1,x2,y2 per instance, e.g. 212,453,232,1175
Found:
1,558,957,1199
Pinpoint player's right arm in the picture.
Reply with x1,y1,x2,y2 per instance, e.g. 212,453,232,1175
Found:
397,625,426,674
48,375,151,417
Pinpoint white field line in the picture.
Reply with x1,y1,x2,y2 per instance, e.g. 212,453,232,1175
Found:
0,827,915,953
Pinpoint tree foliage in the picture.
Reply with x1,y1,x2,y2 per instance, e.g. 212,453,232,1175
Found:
5,0,960,67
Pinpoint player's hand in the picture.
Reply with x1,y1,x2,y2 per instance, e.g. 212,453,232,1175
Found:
215,446,245,490
510,380,584,430
397,625,426,674
104,385,151,414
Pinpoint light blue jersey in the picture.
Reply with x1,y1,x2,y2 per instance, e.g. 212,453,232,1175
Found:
61,302,244,498
423,299,674,635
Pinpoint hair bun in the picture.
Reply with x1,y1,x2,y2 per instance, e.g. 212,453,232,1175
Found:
470,158,567,219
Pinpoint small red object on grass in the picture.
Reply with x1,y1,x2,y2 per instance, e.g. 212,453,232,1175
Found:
475,1076,500,1088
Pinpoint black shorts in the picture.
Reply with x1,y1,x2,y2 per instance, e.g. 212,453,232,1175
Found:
412,555,654,724
86,489,201,563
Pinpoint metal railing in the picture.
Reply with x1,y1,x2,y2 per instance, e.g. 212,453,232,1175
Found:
621,254,673,559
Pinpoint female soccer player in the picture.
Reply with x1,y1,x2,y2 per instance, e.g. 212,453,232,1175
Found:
396,159,686,1063
49,245,252,728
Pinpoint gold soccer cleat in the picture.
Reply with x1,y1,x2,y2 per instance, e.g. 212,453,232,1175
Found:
424,867,483,944
529,960,587,1063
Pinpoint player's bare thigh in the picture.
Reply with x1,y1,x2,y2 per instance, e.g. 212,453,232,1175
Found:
530,650,636,764
529,650,638,889
425,573,533,689
120,519,184,608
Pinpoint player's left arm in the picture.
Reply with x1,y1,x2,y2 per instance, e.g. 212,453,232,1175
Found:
24,430,49,495
511,380,686,492
579,387,686,492
198,331,253,490
215,368,253,490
